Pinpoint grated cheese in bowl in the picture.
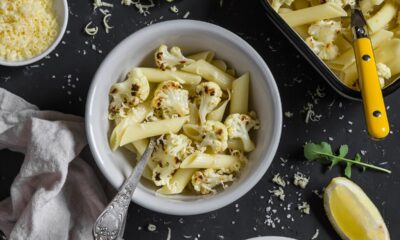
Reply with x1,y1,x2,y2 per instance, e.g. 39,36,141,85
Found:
0,0,61,63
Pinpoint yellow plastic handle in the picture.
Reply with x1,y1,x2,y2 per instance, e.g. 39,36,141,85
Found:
354,38,389,139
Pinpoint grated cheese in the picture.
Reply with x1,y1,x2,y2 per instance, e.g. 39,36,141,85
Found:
170,5,179,13
121,0,155,16
93,0,114,10
103,14,113,33
293,172,309,189
0,0,59,61
84,21,99,36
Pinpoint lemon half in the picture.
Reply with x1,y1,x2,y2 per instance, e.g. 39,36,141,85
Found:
324,177,390,240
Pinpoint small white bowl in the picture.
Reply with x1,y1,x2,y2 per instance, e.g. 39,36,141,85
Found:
0,0,68,67
86,20,282,215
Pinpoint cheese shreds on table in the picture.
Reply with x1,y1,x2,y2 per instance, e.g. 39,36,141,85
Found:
0,0,59,61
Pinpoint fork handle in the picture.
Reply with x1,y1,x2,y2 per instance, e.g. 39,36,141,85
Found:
353,37,389,139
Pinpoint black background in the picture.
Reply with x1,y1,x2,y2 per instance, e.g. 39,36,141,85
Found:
1,0,399,239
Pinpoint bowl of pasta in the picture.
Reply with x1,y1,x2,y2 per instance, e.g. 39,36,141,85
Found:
261,0,400,100
86,20,282,215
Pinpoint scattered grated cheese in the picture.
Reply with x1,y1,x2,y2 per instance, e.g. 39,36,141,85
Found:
166,227,171,240
183,11,190,19
121,0,155,16
170,5,179,13
293,172,309,189
269,187,285,201
84,21,99,36
0,0,59,61
284,111,293,118
103,14,113,33
147,223,157,231
311,228,320,239
272,173,286,187
304,103,322,123
298,201,310,214
93,0,114,10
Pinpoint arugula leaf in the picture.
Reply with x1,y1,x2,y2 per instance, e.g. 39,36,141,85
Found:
330,144,348,169
304,142,391,178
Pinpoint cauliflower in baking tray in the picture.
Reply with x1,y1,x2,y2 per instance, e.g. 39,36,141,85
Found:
154,45,195,71
195,82,223,124
224,113,259,152
305,37,339,61
151,133,195,186
270,0,294,12
305,20,341,61
191,168,234,194
308,20,342,44
109,68,150,119
151,80,190,119
376,63,392,88
198,120,228,153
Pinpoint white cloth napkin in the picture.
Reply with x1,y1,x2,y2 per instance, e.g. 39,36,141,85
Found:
0,89,107,240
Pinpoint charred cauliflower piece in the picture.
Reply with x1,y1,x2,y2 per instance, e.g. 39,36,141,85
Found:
151,80,190,119
109,68,150,119
199,120,228,153
376,63,391,88
305,20,341,61
224,113,259,152
195,82,222,124
151,133,194,186
191,169,234,194
154,45,194,71
270,0,294,12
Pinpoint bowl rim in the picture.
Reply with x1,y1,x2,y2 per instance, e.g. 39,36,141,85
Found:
86,19,282,215
0,0,69,67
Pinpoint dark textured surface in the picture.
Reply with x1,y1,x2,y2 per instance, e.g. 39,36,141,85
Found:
0,0,399,239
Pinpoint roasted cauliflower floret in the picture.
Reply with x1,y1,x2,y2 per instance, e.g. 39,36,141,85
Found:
308,20,341,43
305,20,341,61
109,68,150,119
305,37,339,61
151,133,194,186
151,80,190,119
199,120,228,153
376,63,391,88
270,0,294,12
191,169,234,194
224,113,259,152
154,45,194,71
195,82,222,124
162,133,195,160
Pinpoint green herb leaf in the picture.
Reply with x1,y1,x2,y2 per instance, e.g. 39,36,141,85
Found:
330,144,348,169
304,142,332,161
304,142,391,178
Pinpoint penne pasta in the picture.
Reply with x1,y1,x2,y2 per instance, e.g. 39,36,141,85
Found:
182,124,202,141
132,138,149,156
211,59,228,71
227,139,244,151
157,169,196,194
230,73,250,114
188,51,215,62
367,1,398,33
279,3,347,27
293,25,310,39
181,60,235,90
188,102,199,124
293,0,309,10
226,68,236,77
120,117,189,146
137,67,201,85
208,90,231,122
180,152,241,169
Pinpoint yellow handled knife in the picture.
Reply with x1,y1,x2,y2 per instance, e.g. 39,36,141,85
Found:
351,4,389,139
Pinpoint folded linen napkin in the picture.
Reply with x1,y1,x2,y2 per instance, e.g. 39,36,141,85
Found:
0,89,107,240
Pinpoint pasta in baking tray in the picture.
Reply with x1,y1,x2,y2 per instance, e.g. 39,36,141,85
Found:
108,45,259,195
267,0,400,90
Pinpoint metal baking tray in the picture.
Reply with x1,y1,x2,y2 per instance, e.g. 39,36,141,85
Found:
260,0,400,100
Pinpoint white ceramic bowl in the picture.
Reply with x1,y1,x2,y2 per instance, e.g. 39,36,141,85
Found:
0,0,68,67
86,20,282,215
